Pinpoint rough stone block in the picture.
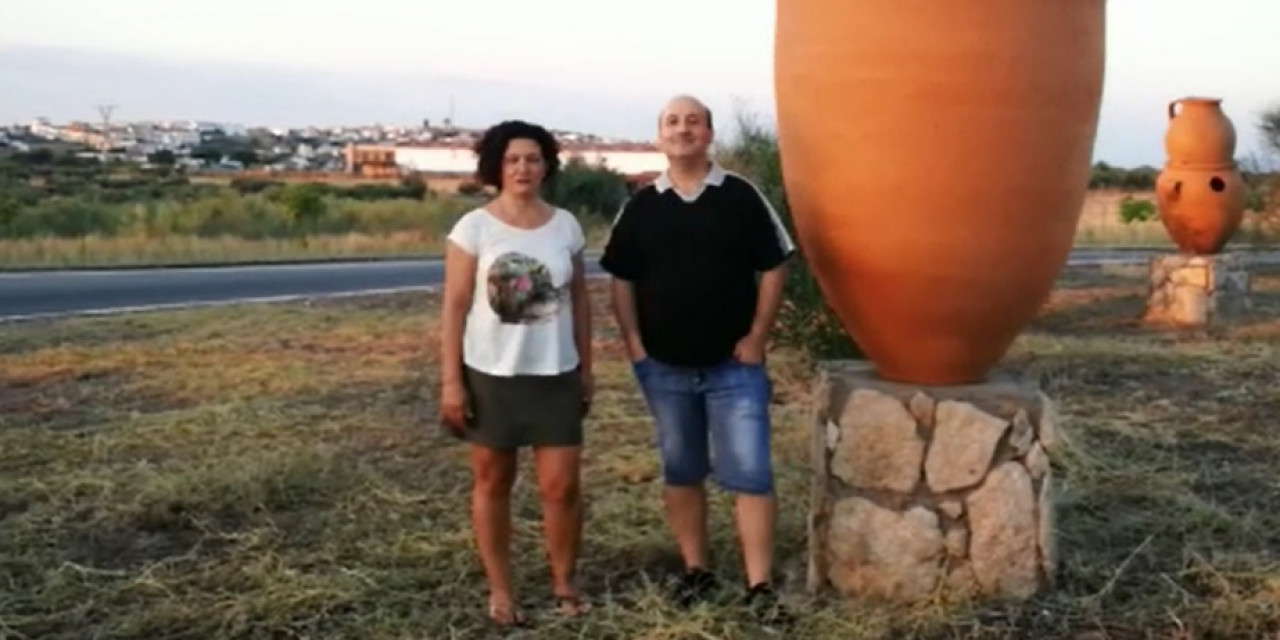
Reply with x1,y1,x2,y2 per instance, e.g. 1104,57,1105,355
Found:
1143,252,1252,327
807,361,1059,604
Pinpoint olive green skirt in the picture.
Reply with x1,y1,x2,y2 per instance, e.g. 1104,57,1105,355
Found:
462,365,585,449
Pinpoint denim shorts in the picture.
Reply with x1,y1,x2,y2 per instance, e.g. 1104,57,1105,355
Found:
631,356,774,495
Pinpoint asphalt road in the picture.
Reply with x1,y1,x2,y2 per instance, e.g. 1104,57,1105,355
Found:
0,259,457,321
2,249,1277,322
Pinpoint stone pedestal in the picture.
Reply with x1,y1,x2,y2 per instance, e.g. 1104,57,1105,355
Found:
1143,253,1251,327
807,361,1059,604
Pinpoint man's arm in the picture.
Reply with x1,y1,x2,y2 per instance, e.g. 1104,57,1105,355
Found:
610,278,646,361
748,262,788,342
599,198,645,361
736,180,797,360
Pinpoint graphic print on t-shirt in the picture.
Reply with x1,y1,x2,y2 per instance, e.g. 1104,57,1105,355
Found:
486,251,565,324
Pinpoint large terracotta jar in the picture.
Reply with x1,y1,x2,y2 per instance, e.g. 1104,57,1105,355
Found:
774,0,1107,385
1155,167,1246,254
1165,97,1237,168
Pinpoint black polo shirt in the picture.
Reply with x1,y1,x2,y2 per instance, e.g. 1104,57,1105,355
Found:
599,162,796,368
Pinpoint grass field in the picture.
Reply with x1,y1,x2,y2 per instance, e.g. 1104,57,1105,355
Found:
2,189,1275,271
0,227,614,270
1073,189,1280,248
2,268,1279,639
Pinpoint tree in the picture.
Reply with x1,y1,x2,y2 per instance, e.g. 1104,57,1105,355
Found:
714,111,863,360
1252,101,1280,215
190,145,222,165
0,192,20,236
17,148,54,165
1259,102,1280,157
278,183,327,230
544,158,628,219
228,149,259,167
148,149,176,166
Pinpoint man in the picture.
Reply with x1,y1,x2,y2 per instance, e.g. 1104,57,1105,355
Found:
599,95,795,617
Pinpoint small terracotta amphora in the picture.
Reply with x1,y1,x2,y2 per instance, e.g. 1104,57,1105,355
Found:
1165,97,1237,168
1155,166,1246,255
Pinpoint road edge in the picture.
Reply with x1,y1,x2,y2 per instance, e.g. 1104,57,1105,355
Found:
0,253,443,274
0,249,624,273
0,274,615,324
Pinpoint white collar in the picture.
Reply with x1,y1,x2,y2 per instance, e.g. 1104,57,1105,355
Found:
654,161,726,202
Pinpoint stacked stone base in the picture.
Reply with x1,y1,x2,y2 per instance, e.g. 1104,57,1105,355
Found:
1143,253,1251,327
807,361,1059,604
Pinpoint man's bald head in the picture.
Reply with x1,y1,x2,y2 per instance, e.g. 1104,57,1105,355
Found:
656,94,715,161
659,94,714,130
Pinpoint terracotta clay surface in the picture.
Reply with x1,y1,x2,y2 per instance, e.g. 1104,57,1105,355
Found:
773,0,1106,385
1156,97,1245,254
1155,166,1246,255
1164,98,1237,169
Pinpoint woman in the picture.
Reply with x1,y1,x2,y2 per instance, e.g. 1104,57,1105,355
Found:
438,119,593,628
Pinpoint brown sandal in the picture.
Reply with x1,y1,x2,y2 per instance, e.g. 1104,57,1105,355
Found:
488,602,532,629
552,593,591,617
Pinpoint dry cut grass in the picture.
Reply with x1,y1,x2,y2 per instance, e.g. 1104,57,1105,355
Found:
1073,189,1280,248
0,232,445,269
0,228,613,271
1,268,1279,639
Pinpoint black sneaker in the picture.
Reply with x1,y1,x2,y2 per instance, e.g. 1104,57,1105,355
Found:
743,582,794,630
670,567,718,608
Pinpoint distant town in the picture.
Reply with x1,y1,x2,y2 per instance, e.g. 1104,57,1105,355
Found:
0,114,670,191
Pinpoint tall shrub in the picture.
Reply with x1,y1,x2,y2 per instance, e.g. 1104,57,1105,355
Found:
544,157,629,221
715,112,863,360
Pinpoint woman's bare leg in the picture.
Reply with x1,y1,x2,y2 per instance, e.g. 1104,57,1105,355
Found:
533,445,585,611
469,444,520,621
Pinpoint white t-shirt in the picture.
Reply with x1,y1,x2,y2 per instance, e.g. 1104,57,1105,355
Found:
447,206,586,377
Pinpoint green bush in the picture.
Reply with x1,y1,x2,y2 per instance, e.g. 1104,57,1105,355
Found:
9,197,122,237
545,158,629,221
1090,162,1158,189
715,112,864,361
1117,196,1158,223
0,188,474,241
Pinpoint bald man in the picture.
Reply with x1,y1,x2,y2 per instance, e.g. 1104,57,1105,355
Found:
599,95,795,623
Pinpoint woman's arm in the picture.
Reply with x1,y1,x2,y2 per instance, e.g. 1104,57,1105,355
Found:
571,250,592,380
439,240,477,428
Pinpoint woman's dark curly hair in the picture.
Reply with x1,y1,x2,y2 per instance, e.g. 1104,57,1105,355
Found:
472,120,561,189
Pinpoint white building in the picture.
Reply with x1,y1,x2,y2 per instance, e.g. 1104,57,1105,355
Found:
392,146,476,174
564,147,668,175
158,129,201,148
29,118,60,140
386,143,667,176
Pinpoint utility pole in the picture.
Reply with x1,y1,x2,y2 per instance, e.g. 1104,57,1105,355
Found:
96,103,116,127
95,103,117,152
443,95,456,130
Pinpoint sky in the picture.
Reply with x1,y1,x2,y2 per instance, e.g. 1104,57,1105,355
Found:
1,0,1277,167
